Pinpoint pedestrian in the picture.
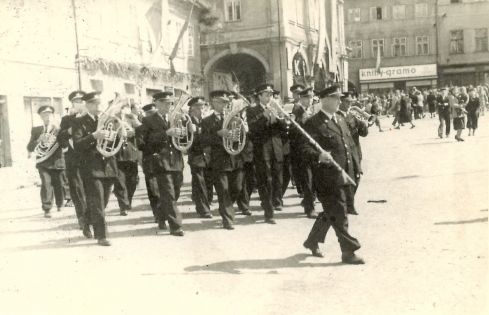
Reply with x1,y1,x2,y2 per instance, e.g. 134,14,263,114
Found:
27,105,66,218
437,89,451,138
399,94,415,129
450,88,466,142
466,88,480,136
427,89,437,118
301,85,364,264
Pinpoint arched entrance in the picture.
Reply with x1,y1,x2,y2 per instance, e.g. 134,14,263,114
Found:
204,50,268,97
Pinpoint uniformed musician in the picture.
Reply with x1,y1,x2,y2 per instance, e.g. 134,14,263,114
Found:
246,84,287,224
57,90,90,236
138,92,186,236
27,105,66,218
201,90,244,230
187,96,213,219
72,91,117,246
289,84,305,197
301,85,364,264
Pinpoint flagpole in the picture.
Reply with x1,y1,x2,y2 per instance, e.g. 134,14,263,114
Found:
276,0,283,94
71,0,82,89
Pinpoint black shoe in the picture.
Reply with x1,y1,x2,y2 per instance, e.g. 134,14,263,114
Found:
64,200,74,207
158,221,167,230
303,242,323,258
341,252,365,264
82,225,93,239
241,210,252,216
44,212,51,218
120,210,128,216
223,223,235,230
57,206,62,212
170,229,185,237
347,209,359,215
265,218,276,224
410,125,415,129
273,206,282,211
200,213,213,219
307,211,318,219
97,238,111,246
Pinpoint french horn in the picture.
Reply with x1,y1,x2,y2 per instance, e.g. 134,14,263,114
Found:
169,91,194,152
34,125,60,163
222,100,248,155
95,96,128,158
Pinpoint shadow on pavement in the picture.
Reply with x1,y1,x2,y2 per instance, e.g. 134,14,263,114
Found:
184,253,344,274
434,216,488,225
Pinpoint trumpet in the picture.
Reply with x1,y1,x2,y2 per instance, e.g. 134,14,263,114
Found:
349,106,376,126
34,124,60,163
222,100,248,155
95,96,128,158
169,92,194,152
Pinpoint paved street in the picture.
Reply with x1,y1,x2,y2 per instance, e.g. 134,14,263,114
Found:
0,116,488,315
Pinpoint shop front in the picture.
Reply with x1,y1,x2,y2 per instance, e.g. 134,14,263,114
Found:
359,64,438,94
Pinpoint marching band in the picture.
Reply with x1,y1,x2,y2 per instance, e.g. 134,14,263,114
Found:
27,82,370,264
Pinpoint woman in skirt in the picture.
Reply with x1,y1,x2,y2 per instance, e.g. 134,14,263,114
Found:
399,94,415,129
466,88,480,136
450,88,466,142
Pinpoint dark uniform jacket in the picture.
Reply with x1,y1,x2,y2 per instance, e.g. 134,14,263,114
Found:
27,125,65,170
137,112,183,173
300,111,360,188
246,104,286,162
289,105,310,164
57,114,81,169
187,115,211,168
72,114,118,178
338,110,368,170
117,136,138,162
201,112,243,172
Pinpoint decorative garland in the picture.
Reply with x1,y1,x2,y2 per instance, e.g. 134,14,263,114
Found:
80,56,204,88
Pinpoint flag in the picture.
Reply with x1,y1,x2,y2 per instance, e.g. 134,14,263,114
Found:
145,0,163,52
169,0,196,76
375,45,382,74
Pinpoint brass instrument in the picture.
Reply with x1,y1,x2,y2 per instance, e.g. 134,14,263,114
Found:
222,99,248,155
349,106,376,126
169,91,194,152
95,96,128,158
34,124,60,163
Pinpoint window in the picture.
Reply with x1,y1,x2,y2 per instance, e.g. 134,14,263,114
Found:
392,37,407,57
392,5,406,19
370,7,383,20
349,40,363,58
372,39,385,57
416,36,430,55
224,0,241,22
187,25,194,57
475,28,488,52
347,8,361,22
450,30,464,54
415,3,428,18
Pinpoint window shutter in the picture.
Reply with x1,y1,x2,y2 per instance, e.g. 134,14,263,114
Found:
383,6,390,20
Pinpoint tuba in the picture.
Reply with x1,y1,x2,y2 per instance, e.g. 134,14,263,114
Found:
95,96,128,158
34,124,60,163
349,106,376,126
169,91,194,152
222,99,248,155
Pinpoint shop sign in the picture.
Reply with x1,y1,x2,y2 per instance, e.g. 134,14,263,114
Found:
360,64,437,82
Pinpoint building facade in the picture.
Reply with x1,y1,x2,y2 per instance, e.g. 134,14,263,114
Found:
199,0,348,98
345,0,438,94
345,0,489,94
0,0,207,167
437,0,489,86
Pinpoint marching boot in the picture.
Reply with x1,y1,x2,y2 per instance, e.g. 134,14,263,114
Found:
341,251,365,264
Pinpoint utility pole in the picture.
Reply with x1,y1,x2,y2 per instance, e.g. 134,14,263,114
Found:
71,0,82,90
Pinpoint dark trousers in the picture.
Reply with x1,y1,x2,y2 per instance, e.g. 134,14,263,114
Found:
113,161,138,211
296,164,315,214
144,173,160,219
237,162,255,212
38,168,65,212
255,158,283,219
155,171,183,232
304,186,361,253
191,166,211,216
204,168,215,203
65,164,87,226
281,154,291,196
61,170,71,200
438,108,451,136
290,154,303,195
84,177,114,240
346,175,361,214
214,168,243,226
